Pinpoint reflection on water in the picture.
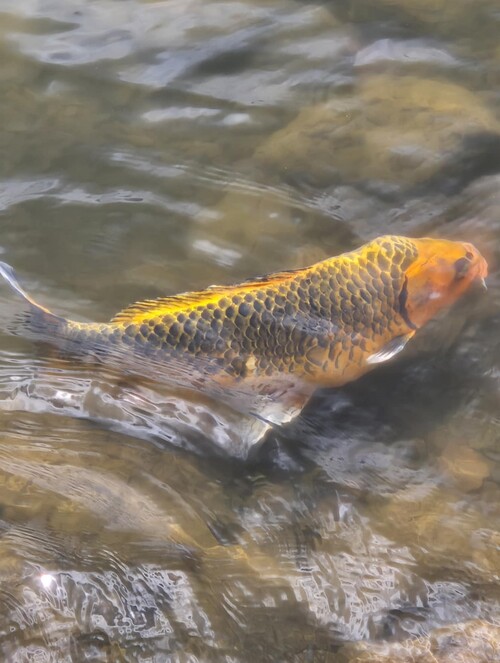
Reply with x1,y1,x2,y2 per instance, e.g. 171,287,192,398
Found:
0,352,276,458
0,0,499,660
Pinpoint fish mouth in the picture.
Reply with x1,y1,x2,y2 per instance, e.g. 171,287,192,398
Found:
473,254,489,290
463,242,488,284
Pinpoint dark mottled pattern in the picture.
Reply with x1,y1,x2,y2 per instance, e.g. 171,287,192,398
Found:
67,237,418,381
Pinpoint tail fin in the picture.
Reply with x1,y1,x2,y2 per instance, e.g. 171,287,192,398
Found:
0,261,66,341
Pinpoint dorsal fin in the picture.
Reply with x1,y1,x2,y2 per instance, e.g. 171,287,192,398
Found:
110,267,307,324
241,267,302,286
109,291,222,323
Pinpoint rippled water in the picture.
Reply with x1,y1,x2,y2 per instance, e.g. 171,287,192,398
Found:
0,0,500,660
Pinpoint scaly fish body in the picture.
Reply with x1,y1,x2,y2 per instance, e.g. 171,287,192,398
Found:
59,236,418,387
0,235,488,424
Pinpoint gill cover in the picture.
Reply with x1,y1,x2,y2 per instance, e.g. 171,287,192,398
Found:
401,238,488,329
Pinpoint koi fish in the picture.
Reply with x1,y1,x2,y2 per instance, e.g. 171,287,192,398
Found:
0,235,487,448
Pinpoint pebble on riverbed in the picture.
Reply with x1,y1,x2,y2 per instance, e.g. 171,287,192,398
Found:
339,619,500,662
438,443,491,491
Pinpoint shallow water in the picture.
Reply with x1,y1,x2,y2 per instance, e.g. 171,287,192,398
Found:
0,0,499,661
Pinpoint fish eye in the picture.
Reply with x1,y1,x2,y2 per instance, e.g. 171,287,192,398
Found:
453,256,471,280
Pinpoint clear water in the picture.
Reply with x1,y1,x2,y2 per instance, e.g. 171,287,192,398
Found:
0,0,499,660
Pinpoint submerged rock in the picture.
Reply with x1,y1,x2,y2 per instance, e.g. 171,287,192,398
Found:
438,443,490,492
336,0,500,41
341,619,500,662
366,481,500,586
354,39,458,69
189,178,355,277
255,75,500,190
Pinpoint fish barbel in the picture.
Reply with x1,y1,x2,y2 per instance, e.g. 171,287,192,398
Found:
0,235,488,430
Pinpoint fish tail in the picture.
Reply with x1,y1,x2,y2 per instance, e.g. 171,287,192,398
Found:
0,261,67,341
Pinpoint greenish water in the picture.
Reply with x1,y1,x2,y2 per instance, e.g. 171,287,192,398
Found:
0,0,499,660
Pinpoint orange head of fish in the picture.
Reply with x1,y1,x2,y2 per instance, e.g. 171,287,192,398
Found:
401,237,488,329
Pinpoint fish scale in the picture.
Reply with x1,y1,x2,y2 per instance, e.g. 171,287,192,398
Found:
55,236,418,385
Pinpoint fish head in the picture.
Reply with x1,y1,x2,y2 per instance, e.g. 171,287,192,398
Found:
402,237,488,328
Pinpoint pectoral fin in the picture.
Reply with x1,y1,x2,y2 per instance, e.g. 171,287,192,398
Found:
366,332,414,365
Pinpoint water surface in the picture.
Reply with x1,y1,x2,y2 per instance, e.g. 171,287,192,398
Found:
0,0,499,660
